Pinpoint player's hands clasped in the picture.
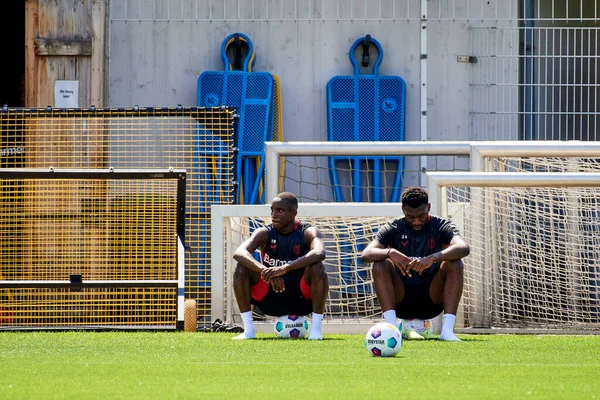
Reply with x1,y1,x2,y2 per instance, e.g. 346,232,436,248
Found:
388,250,436,277
408,256,435,275
261,266,287,292
261,265,287,282
387,249,413,277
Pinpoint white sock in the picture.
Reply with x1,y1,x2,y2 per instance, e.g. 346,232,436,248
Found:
440,313,460,341
233,311,256,340
308,313,323,340
383,310,397,326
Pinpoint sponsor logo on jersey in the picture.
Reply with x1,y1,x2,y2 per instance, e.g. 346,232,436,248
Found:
263,253,289,267
293,244,300,255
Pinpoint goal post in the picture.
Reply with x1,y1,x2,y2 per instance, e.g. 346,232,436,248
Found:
256,140,600,333
264,141,472,201
428,171,600,333
0,168,186,330
211,203,404,332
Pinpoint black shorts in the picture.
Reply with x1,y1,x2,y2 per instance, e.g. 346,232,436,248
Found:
251,275,313,317
395,276,443,320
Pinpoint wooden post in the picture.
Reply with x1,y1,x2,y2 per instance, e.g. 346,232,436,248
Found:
25,1,38,108
91,0,106,107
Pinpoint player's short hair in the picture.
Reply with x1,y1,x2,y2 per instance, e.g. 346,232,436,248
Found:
275,192,298,210
401,186,429,208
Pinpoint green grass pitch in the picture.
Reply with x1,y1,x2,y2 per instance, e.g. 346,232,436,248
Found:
0,331,599,399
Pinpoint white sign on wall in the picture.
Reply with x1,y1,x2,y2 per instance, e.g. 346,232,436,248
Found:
54,80,79,108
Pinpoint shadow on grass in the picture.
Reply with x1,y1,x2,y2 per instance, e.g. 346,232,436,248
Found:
403,336,484,343
248,337,345,341
435,337,484,342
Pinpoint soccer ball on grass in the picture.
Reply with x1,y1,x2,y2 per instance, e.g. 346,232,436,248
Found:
365,322,402,357
274,315,309,339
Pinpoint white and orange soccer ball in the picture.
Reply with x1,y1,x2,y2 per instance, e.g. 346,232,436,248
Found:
365,322,402,357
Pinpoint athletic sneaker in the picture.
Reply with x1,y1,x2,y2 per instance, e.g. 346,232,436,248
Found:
209,318,244,333
400,318,436,340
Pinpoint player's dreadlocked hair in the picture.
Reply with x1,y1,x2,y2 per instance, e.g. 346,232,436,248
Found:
401,186,429,208
276,192,299,210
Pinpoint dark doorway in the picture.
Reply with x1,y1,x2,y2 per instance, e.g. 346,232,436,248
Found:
0,2,25,107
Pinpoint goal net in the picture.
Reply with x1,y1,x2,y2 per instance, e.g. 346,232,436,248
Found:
213,172,600,333
0,168,186,330
429,171,600,333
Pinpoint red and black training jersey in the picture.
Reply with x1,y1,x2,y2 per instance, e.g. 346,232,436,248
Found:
260,220,311,278
375,215,461,283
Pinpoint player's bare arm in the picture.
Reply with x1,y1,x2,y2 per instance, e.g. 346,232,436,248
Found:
234,228,285,291
233,227,269,274
361,240,413,277
261,227,326,281
408,235,471,274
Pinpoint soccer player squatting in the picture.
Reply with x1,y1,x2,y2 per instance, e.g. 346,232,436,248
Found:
232,192,329,340
361,186,470,341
